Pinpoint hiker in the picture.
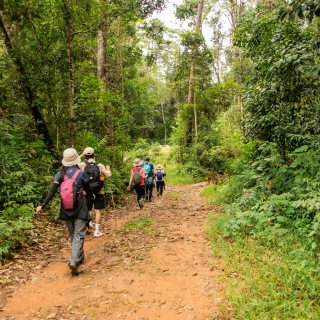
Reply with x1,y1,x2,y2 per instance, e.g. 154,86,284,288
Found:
78,147,112,238
141,156,156,201
155,164,166,196
36,148,95,276
127,159,147,209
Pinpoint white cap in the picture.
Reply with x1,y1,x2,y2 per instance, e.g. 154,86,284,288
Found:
83,147,94,156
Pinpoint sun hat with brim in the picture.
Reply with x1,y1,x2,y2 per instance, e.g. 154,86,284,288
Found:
83,147,94,156
133,159,141,167
62,148,81,166
156,164,162,169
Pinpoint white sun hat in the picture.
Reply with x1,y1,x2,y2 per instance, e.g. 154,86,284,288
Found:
62,148,81,166
133,159,141,167
156,164,162,169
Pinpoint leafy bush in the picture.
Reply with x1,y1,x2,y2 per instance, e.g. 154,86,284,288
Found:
0,202,35,256
212,142,320,252
134,138,150,159
150,145,161,156
0,124,55,208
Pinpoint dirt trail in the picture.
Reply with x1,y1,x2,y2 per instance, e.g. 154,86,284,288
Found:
1,183,222,320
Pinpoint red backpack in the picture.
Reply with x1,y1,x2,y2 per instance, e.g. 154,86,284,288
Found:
60,170,81,210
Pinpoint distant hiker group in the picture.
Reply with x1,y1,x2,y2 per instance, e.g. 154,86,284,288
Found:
35,148,166,276
127,156,166,209
36,147,111,275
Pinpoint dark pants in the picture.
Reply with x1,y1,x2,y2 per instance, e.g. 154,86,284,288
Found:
134,185,145,204
156,181,165,196
144,177,154,201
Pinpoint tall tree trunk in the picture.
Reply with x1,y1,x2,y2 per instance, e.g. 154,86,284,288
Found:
187,0,204,104
62,0,75,147
161,100,167,145
115,19,121,100
0,1,55,154
194,96,198,145
97,12,115,146
120,38,125,161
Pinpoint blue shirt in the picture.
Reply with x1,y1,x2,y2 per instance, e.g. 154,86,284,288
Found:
54,165,89,191
141,162,154,177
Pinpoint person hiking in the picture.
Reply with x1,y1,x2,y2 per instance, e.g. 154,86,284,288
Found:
127,159,147,209
141,156,156,201
78,147,112,238
36,148,95,276
155,164,166,197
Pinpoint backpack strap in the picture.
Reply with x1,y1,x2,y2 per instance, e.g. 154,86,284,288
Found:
64,169,81,181
132,168,142,175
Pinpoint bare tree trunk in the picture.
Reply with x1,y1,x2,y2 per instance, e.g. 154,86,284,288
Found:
97,27,106,82
194,95,198,145
115,19,121,100
62,0,75,147
161,100,167,145
213,64,220,83
120,40,125,160
187,0,204,104
0,0,55,154
97,12,115,146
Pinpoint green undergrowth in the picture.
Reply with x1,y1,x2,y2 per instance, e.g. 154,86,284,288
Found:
200,184,220,204
126,141,205,185
207,212,320,319
165,163,204,185
0,202,35,257
117,214,159,237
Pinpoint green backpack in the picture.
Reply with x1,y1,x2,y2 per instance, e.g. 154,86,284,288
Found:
132,168,142,185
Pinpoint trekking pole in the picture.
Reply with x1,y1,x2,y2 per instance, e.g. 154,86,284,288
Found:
108,177,117,231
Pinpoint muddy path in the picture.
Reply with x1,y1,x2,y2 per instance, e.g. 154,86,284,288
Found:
1,183,223,320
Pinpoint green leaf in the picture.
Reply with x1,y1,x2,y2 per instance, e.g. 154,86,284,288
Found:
289,11,296,21
276,228,289,235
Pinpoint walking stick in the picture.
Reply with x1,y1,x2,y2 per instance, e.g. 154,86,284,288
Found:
108,177,117,231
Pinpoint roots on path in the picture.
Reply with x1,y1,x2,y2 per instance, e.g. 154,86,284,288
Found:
1,183,223,320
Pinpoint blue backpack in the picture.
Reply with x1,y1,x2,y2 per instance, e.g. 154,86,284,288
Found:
143,163,151,174
156,170,163,181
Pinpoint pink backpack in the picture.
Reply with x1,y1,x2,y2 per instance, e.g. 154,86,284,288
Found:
60,169,81,210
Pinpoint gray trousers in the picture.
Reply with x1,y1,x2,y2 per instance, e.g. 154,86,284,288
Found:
64,219,87,266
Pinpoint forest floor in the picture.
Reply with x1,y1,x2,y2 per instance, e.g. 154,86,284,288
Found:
0,183,224,320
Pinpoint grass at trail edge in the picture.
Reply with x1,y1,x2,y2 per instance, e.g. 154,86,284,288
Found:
206,212,320,320
117,214,160,237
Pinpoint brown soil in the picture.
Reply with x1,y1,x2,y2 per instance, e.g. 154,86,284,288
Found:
1,183,223,320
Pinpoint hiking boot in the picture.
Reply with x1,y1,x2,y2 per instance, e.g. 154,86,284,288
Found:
145,195,149,201
86,221,94,234
138,199,144,209
157,192,160,196
93,231,103,238
69,263,79,276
